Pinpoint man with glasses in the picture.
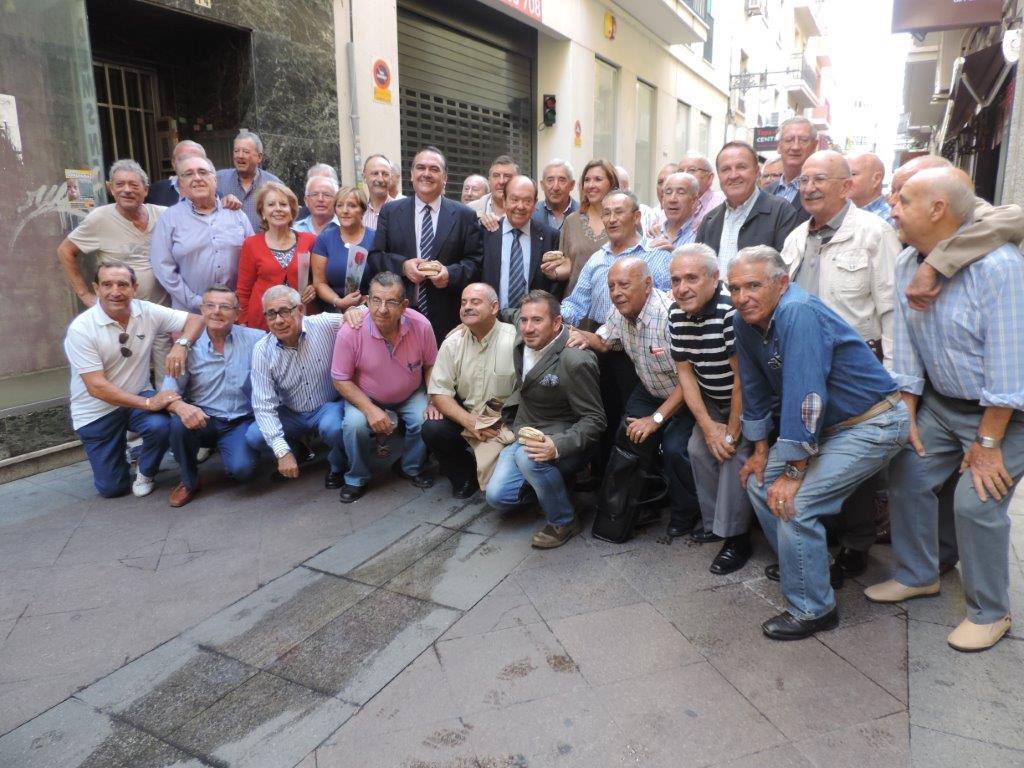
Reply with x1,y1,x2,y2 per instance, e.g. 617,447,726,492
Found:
152,155,253,312
163,285,265,507
678,152,725,230
765,117,817,224
647,172,700,252
777,149,901,580
331,272,438,502
760,158,784,190
64,259,204,498
295,172,340,235
245,285,347,488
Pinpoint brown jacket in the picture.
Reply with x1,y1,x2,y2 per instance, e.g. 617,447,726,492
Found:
927,198,1024,277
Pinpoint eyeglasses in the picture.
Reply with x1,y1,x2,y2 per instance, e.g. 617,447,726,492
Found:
307,192,334,199
179,168,213,179
368,297,404,310
118,332,132,358
680,167,710,175
780,136,815,147
263,305,298,320
795,174,849,188
202,302,237,313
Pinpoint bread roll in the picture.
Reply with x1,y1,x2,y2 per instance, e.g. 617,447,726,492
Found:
517,426,545,444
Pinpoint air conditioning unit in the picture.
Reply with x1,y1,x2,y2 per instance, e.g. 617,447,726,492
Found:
746,0,765,16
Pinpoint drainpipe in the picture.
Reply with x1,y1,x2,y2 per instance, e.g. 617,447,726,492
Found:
347,0,362,186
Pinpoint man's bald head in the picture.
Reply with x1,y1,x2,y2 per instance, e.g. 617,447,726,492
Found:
848,152,886,207
607,256,652,320
889,155,952,206
804,149,850,177
905,167,975,222
799,150,851,225
609,256,650,282
893,166,975,252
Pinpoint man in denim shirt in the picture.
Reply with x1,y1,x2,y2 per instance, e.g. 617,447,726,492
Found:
729,245,909,640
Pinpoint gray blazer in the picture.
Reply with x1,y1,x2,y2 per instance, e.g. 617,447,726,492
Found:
502,328,605,460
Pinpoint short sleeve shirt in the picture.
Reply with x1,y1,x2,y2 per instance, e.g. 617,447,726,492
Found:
64,299,188,429
67,203,167,268
668,283,736,402
428,321,518,412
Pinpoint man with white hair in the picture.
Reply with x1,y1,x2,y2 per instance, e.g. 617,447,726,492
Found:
245,284,347,488
461,175,489,206
679,152,726,230
216,129,284,231
533,159,578,231
866,167,1024,653
295,174,340,235
848,152,893,225
362,153,396,229
647,172,700,251
765,117,817,224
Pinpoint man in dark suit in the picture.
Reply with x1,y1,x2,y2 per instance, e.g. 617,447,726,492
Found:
485,290,605,549
697,141,798,273
481,175,565,306
763,116,817,225
363,146,483,341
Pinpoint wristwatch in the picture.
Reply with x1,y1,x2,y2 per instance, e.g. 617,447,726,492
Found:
175,337,192,349
652,411,665,425
975,434,1002,449
784,463,806,480
724,433,735,446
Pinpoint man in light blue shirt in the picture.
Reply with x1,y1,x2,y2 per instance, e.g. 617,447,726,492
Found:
151,156,253,311
849,152,895,227
866,167,1024,653
164,285,265,506
215,130,285,231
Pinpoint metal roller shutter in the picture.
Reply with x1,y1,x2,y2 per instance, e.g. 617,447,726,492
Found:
397,5,535,199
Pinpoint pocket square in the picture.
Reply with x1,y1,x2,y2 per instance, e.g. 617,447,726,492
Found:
540,373,560,387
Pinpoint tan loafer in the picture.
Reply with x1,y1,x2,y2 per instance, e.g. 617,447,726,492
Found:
169,482,200,508
864,579,940,603
531,519,579,549
947,616,1011,652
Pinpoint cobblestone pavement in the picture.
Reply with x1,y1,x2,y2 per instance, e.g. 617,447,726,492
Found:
1,454,1023,767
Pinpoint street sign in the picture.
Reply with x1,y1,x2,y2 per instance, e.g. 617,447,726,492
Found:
753,126,778,152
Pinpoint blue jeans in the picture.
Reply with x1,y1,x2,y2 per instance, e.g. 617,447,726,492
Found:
75,390,170,497
342,389,428,487
244,401,346,473
486,441,586,527
169,414,260,490
749,403,909,620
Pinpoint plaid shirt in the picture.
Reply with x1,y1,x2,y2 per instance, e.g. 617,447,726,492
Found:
597,289,677,399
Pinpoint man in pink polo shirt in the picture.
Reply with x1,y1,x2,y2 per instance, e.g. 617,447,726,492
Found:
332,271,438,502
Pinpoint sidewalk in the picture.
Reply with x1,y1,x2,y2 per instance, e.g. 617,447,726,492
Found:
1,455,1022,767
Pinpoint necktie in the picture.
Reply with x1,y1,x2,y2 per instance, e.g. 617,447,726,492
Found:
507,228,526,309
418,205,435,315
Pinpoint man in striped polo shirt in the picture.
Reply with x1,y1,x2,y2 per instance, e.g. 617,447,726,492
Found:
568,257,700,539
669,243,755,575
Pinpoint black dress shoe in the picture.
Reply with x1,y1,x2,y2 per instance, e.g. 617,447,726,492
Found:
761,607,839,640
690,528,724,544
452,479,478,499
393,463,434,488
837,547,868,577
709,534,752,575
666,516,699,538
338,483,365,503
764,562,845,589
325,471,344,490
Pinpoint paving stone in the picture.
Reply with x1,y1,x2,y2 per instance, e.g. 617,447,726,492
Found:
0,521,79,570
550,602,703,686
592,663,787,767
512,529,604,572
77,638,256,737
306,518,449,584
655,581,780,658
184,567,372,668
513,556,644,621
710,634,903,741
462,504,539,538
908,618,1024,752
291,751,318,768
268,589,460,704
819,615,908,704
910,725,1024,768
386,529,531,610
795,712,909,767
0,696,196,768
436,622,586,715
166,671,354,767
708,744,815,768
439,577,544,641
903,567,1024,640
0,672,91,736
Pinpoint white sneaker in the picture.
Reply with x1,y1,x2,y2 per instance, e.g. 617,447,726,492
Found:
132,472,155,497
196,447,213,464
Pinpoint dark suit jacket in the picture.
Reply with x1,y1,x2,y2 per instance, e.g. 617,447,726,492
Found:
481,219,564,302
696,190,799,255
765,180,811,225
501,328,605,460
146,179,182,207
364,195,484,340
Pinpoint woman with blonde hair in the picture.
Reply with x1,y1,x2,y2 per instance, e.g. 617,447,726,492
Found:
311,185,375,311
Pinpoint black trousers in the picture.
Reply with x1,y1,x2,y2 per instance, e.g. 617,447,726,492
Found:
421,415,476,488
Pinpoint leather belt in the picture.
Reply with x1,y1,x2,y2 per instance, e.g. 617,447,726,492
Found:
824,392,901,436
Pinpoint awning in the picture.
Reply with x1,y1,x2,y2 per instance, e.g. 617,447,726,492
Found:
947,43,1015,137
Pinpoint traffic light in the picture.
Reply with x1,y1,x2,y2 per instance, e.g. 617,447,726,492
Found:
543,94,557,127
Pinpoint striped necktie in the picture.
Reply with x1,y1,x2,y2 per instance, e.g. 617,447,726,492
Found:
417,204,435,315
507,228,526,309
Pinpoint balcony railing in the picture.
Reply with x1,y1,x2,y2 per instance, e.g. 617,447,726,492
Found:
791,53,816,93
682,0,711,22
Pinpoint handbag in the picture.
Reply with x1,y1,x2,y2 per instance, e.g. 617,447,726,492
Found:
590,445,668,543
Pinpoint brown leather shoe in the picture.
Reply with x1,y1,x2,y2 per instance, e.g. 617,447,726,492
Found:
531,519,579,549
169,482,200,508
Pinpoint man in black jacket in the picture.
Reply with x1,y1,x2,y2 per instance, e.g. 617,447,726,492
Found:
363,146,483,341
697,141,798,274
481,176,565,305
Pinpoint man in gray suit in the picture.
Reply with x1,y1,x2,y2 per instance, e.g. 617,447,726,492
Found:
485,290,606,549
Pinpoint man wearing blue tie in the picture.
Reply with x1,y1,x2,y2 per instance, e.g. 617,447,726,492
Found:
363,146,484,341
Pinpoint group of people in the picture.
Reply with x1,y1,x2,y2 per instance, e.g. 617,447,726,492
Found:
58,116,1024,651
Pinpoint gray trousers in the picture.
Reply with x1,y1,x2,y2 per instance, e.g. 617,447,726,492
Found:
889,389,1024,624
687,396,754,537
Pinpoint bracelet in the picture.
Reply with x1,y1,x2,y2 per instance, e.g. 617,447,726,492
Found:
145,397,151,409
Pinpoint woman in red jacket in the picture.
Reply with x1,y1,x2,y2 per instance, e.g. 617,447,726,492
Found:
237,181,318,329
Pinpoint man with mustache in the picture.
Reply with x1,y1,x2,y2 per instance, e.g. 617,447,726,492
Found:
362,154,396,230
778,149,901,580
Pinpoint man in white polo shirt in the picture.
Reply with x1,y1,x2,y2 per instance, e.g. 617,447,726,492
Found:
64,259,204,498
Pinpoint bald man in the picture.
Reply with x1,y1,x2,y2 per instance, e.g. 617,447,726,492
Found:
779,149,901,577
866,167,1024,653
849,152,893,225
